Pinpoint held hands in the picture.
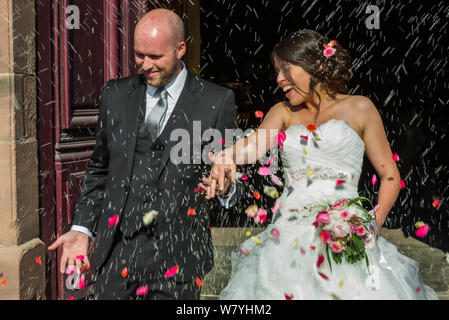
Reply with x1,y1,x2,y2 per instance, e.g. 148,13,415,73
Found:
47,230,90,274
199,151,237,199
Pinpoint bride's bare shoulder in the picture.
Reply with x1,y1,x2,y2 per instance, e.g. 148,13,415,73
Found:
346,95,377,112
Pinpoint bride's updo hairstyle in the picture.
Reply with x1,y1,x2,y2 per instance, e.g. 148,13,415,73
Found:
272,29,353,105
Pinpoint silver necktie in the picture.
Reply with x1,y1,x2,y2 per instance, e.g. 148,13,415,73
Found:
147,87,168,141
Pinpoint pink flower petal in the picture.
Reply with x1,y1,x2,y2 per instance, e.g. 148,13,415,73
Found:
415,224,429,238
371,174,377,186
336,179,345,186
270,174,283,186
108,214,119,228
276,131,286,148
165,265,179,278
258,166,271,176
241,247,250,256
78,277,85,289
240,173,248,181
392,153,400,162
76,255,84,261
400,179,406,189
316,211,331,224
270,227,280,239
300,135,309,140
266,157,275,165
271,199,282,215
136,285,149,296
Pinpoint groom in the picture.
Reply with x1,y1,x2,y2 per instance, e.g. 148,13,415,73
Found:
48,9,239,299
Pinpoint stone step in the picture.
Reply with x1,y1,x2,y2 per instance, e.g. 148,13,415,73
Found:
201,228,449,300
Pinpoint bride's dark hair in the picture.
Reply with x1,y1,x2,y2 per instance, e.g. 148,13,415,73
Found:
272,29,353,107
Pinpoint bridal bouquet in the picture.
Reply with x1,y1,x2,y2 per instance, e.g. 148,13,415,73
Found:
311,196,378,271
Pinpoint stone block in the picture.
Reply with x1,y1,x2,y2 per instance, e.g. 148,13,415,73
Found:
0,238,46,300
0,139,39,247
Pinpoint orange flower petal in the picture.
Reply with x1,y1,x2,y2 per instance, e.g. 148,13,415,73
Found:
306,124,316,132
1,279,7,287
254,192,261,200
121,267,128,278
196,277,202,287
35,257,42,266
188,208,197,216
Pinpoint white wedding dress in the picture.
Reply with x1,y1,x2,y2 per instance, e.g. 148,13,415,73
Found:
220,119,438,300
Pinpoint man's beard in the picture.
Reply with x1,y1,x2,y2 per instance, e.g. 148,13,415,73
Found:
143,65,177,88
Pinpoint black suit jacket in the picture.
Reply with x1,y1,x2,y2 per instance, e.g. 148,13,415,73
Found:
72,71,239,281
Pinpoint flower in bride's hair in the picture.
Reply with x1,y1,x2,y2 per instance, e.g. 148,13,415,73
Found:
258,166,271,176
316,211,331,224
323,47,336,57
331,221,351,238
276,131,287,148
319,230,330,244
245,204,258,218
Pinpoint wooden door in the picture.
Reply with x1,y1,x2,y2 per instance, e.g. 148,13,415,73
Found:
37,0,151,300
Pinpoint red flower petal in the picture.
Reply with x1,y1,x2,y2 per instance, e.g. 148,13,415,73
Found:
317,255,325,268
254,192,261,200
336,179,345,186
300,135,309,140
35,257,42,266
432,200,441,208
310,245,316,251
284,293,294,300
306,124,316,132
416,286,421,293
318,272,329,280
188,208,197,216
255,111,264,118
300,247,306,255
196,277,202,287
121,268,128,278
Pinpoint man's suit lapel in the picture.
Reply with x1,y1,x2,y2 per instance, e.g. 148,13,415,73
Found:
125,75,146,174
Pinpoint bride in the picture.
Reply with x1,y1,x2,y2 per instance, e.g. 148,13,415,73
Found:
202,29,438,300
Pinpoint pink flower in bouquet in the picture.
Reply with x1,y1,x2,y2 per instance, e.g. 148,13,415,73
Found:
356,226,366,236
341,198,349,204
339,210,350,220
319,230,330,244
331,221,351,238
316,211,331,223
332,202,343,210
331,241,343,253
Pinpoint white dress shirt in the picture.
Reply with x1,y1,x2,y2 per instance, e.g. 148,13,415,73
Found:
71,62,236,238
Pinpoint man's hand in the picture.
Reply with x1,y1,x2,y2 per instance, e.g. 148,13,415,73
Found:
201,151,236,199
48,230,90,274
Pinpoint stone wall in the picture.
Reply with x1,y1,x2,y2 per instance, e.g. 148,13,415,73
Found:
0,0,45,300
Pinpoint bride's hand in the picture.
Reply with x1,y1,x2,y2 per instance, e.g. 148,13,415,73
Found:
205,151,237,199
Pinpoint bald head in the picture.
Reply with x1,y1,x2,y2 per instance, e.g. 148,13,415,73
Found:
135,9,185,46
